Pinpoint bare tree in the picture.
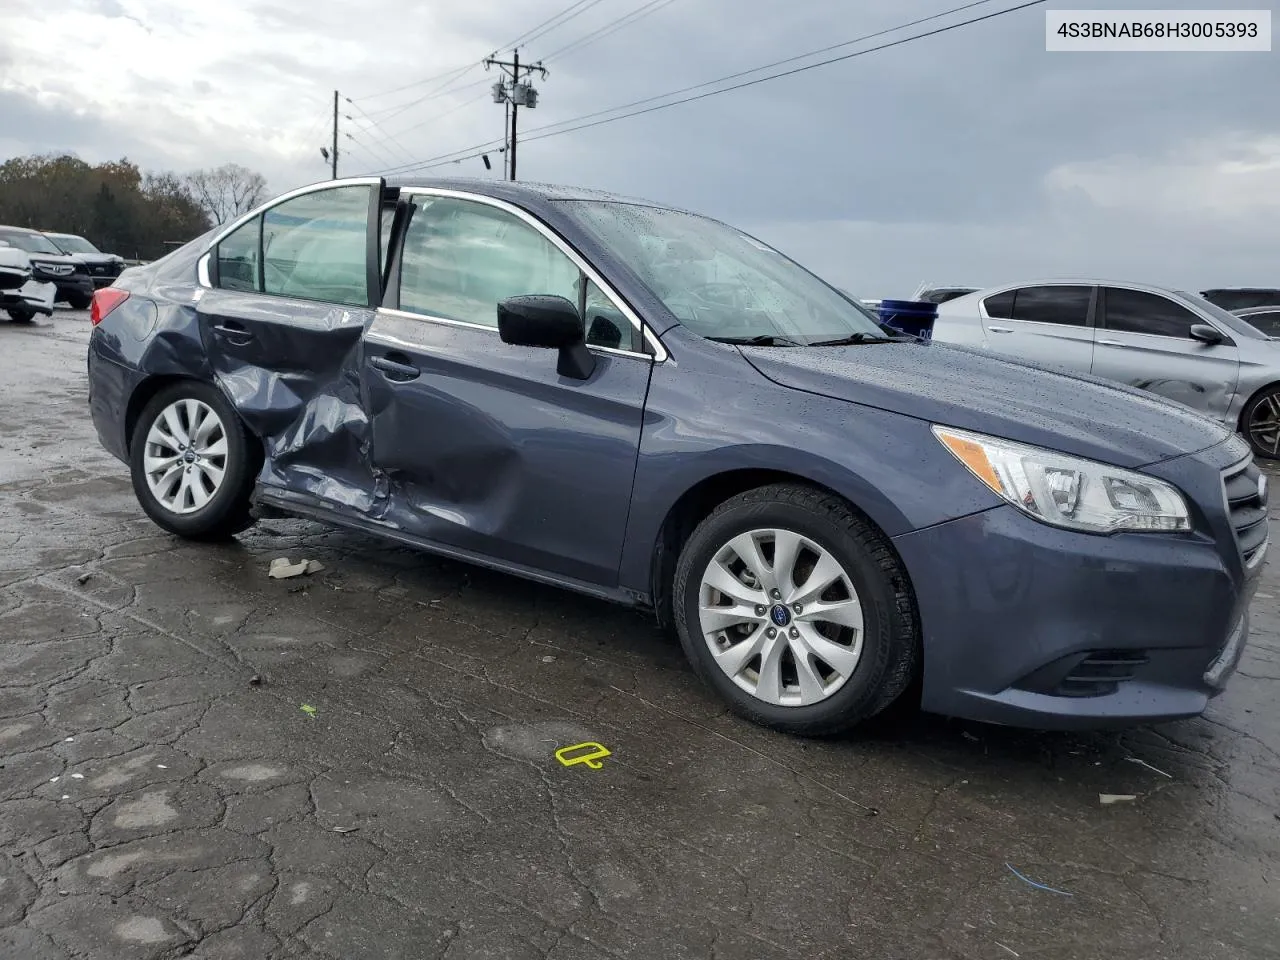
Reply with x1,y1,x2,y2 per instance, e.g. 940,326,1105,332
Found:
184,164,268,225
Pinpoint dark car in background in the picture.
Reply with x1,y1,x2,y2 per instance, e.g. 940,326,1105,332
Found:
1202,288,1280,312
0,226,94,308
86,177,1264,735
45,231,126,288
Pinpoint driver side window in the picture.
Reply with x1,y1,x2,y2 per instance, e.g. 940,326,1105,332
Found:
398,196,636,350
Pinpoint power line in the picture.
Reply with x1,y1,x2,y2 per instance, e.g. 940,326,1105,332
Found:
378,0,1045,177
504,0,610,51
368,73,495,126
353,0,610,103
354,61,478,103
344,100,418,165
344,134,395,171
384,89,495,142
541,0,682,64
375,0,1010,174
531,0,1005,138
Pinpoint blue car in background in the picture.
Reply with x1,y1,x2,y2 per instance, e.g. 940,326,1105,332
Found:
86,177,1266,735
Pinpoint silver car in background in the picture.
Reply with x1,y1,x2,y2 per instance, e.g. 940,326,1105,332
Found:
931,279,1280,459
1233,305,1280,339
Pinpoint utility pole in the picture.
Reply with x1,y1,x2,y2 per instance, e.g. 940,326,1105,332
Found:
331,89,339,179
320,90,339,178
485,50,547,181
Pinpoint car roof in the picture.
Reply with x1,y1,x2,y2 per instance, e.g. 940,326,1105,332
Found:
384,176,687,212
0,225,40,235
952,278,1190,298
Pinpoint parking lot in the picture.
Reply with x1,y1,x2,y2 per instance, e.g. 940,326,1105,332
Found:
0,308,1276,959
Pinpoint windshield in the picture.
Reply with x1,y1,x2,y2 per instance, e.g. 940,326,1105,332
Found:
1174,290,1268,341
49,234,99,254
562,201,886,344
0,230,63,255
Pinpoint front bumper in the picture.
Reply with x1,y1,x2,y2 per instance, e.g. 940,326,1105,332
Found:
1,279,57,316
893,500,1261,730
51,275,95,299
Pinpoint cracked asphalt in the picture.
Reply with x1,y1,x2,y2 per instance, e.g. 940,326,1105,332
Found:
1,308,1278,960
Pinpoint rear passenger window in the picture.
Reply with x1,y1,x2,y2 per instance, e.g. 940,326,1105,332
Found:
215,216,260,293
1007,286,1091,326
1103,288,1199,339
261,185,372,307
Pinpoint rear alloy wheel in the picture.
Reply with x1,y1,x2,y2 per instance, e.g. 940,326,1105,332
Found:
1242,385,1280,460
129,381,258,539
672,484,919,736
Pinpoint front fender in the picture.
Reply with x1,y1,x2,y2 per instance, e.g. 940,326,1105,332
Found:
617,340,1004,596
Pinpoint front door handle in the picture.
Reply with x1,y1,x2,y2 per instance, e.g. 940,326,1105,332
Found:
988,326,1013,333
1097,338,1122,346
370,352,420,382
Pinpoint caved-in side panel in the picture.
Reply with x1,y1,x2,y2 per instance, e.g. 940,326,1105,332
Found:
195,288,380,512
361,310,652,586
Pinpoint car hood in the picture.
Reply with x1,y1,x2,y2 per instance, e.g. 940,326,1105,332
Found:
739,341,1231,468
70,252,122,266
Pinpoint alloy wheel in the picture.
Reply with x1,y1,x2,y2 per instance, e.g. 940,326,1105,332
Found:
143,398,228,514
697,528,864,707
1248,394,1280,456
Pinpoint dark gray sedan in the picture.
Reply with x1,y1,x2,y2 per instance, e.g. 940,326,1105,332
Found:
86,178,1265,735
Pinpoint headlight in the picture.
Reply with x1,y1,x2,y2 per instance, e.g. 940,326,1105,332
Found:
933,426,1190,533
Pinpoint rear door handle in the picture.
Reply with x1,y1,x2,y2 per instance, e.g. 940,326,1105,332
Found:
1097,338,1122,346
370,352,420,382
213,321,253,340
987,326,1013,333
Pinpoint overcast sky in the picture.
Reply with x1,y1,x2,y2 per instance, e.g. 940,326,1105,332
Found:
1,0,1276,295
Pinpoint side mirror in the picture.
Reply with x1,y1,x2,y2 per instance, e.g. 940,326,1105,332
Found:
1189,323,1226,345
497,294,596,380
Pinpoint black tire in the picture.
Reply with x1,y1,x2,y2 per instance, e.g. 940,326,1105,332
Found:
1241,385,1280,460
672,483,919,737
129,381,258,540
6,308,35,323
67,292,93,310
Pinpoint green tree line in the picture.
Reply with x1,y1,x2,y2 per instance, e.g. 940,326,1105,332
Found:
0,154,221,262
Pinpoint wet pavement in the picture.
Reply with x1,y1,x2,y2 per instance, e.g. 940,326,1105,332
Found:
1,308,1277,960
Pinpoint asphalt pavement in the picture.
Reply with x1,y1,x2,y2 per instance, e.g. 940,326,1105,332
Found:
1,308,1277,959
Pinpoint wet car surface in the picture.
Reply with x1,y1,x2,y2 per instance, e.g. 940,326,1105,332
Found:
2,310,1278,958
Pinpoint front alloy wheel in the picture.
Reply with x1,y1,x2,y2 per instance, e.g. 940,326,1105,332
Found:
672,483,919,736
699,529,864,707
1244,386,1280,459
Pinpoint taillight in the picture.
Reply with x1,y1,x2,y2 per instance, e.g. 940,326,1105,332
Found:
90,287,130,326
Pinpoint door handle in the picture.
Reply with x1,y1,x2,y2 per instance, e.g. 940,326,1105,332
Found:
988,326,1013,333
370,353,420,382
1097,339,1122,346
213,321,253,340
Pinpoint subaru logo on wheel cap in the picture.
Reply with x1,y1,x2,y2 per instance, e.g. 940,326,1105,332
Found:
769,604,791,627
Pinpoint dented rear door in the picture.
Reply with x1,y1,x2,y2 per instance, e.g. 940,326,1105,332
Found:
198,180,386,508
361,191,653,588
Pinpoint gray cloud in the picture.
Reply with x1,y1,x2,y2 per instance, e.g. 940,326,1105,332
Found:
0,0,1276,296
